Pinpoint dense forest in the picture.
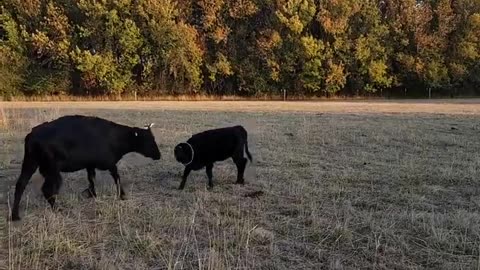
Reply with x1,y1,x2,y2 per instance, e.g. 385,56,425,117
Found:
0,0,479,98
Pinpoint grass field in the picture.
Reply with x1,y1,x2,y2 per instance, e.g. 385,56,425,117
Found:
1,100,480,269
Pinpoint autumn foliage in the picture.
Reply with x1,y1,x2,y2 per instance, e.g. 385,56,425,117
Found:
0,0,479,98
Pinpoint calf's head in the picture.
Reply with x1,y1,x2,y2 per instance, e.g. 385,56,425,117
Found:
132,123,161,160
174,143,193,165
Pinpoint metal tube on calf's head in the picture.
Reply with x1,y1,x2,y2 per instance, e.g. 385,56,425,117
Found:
174,142,194,165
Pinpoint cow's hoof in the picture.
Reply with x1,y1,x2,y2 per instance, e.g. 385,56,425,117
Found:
11,214,21,222
50,206,64,214
81,188,96,198
207,185,214,190
235,181,245,185
120,194,127,200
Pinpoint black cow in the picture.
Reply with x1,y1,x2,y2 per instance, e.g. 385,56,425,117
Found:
174,125,252,190
11,115,161,221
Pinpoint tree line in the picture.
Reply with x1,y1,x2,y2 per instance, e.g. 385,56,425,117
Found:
0,0,479,98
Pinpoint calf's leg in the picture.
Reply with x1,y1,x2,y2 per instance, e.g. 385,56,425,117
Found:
233,154,248,184
206,164,214,189
109,166,126,200
179,167,192,190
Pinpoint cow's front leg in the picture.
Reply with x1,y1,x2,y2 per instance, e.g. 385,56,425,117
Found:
82,167,97,198
41,170,63,210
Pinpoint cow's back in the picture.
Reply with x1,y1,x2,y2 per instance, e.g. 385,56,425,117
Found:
27,115,127,171
29,115,116,142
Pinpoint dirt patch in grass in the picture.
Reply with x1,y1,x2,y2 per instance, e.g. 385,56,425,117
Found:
1,101,479,269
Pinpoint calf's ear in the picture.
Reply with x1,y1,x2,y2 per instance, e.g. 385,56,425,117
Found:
174,144,184,154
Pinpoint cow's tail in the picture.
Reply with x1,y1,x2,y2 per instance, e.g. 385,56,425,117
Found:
245,142,252,162
11,135,38,221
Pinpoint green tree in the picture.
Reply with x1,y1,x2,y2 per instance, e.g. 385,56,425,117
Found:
275,0,317,94
0,8,27,97
350,0,393,94
316,0,359,95
449,0,480,94
135,0,203,93
0,0,479,97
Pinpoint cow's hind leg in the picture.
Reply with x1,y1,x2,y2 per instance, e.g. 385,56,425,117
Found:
233,151,247,185
109,166,126,200
82,168,97,198
206,164,214,189
11,153,38,221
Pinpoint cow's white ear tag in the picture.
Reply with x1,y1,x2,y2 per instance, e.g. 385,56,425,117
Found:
135,132,138,136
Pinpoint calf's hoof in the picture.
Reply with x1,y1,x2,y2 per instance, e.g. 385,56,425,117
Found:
235,180,245,185
120,194,127,200
11,214,21,222
51,204,63,212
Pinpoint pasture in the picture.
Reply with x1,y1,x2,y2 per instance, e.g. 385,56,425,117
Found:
1,100,479,269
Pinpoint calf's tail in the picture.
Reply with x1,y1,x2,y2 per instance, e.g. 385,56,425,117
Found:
238,125,253,162
245,140,253,162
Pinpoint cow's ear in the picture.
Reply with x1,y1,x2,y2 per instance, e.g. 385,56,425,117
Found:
143,123,154,130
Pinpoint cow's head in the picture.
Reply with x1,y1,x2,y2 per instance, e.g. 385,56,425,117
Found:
174,142,194,165
132,123,161,160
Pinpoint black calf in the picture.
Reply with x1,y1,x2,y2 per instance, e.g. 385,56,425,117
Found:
174,125,253,189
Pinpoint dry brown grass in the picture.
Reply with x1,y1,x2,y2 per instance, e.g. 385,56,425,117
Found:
1,94,377,102
2,99,480,115
1,94,257,102
0,108,8,130
1,101,480,269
